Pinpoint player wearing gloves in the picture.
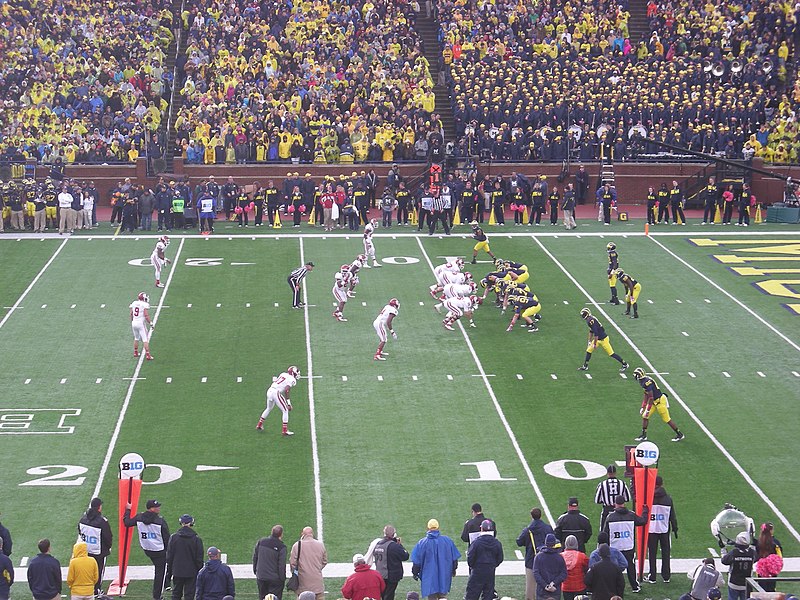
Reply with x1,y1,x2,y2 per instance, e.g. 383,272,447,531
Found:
633,368,684,442
506,289,541,333
257,366,299,436
442,296,479,330
130,292,154,360
373,299,399,361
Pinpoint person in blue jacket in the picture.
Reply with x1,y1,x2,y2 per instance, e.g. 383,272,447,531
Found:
196,547,234,600
411,519,461,600
517,508,555,600
533,534,567,600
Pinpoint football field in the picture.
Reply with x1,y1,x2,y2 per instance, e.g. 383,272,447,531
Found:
1,223,800,598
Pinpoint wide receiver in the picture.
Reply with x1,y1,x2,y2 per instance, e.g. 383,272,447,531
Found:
373,298,399,360
633,368,684,442
151,235,171,288
347,254,366,297
130,292,154,360
363,218,381,268
257,366,299,436
332,264,350,322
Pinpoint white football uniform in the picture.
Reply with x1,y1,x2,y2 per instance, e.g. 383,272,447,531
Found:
262,371,297,423
130,300,150,341
442,283,472,299
349,258,363,274
373,304,398,342
332,271,349,303
444,296,474,318
442,270,468,286
434,262,460,286
151,240,167,280
363,223,375,258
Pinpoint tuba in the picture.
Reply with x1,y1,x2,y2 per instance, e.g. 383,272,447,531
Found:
596,123,610,140
712,62,725,77
703,60,713,73
568,124,583,141
628,124,647,139
731,59,743,74
762,59,773,74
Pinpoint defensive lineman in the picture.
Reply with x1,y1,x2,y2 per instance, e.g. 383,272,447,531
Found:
151,236,171,288
130,292,154,360
363,219,381,268
373,298,399,360
257,366,299,436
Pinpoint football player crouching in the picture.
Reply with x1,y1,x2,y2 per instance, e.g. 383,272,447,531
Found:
430,258,464,297
505,287,541,333
442,295,480,330
434,280,477,313
347,254,365,297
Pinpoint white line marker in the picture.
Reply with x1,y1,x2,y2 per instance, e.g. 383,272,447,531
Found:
299,237,323,540
377,375,384,382
201,377,207,383
708,547,720,558
216,303,221,308
676,299,683,304
100,304,106,308
757,371,766,378
447,375,453,380
585,373,593,379
515,550,524,560
416,237,554,523
246,303,251,308
681,331,689,337
187,303,192,308
472,374,495,377
412,375,418,381
551,374,558,380
342,375,347,382
539,233,800,544
20,557,27,567
96,378,102,384
24,378,31,385
563,300,569,305
793,371,800,378
70,304,76,309
274,302,279,307
166,377,172,384
236,377,242,383
517,374,523,380
362,301,367,307
41,304,46,309
722,371,731,378
647,299,654,304
419,301,425,306
620,373,628,379
60,378,67,384
704,298,711,303
91,238,185,501
688,372,696,378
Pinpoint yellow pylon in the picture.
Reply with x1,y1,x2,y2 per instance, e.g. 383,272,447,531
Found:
488,205,497,225
273,211,282,228
522,206,529,225
410,208,418,225
714,203,722,224
755,204,762,224
677,211,683,225
452,205,461,226
308,206,315,225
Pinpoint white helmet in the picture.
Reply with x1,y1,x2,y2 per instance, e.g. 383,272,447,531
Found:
357,254,366,262
160,235,170,246
370,218,379,227
389,298,399,308
341,264,350,271
137,292,149,302
287,366,300,378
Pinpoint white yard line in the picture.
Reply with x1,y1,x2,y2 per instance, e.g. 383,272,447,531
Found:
532,235,800,543
300,237,324,541
647,236,800,354
415,237,554,524
0,238,68,330
91,238,186,498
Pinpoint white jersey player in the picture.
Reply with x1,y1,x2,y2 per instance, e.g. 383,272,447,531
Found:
363,219,380,268
332,265,350,322
429,270,472,297
257,366,299,436
150,236,171,288
373,298,399,360
434,281,477,312
433,258,464,287
130,292,154,360
347,254,365,296
442,295,479,330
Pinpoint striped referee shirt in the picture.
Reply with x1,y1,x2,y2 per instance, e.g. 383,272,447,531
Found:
289,265,310,282
431,195,445,212
594,476,631,507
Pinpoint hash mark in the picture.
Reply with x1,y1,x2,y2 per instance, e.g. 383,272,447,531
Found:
563,300,569,305
517,374,524,380
704,299,711,303
647,299,654,304
41,304,47,309
60,378,67,384
246,303,251,308
377,375,384,381
166,377,172,383
100,304,106,308
236,377,242,383
216,303,221,308
722,371,731,378
412,375,418,381
70,304,76,309
793,371,800,378
362,302,367,307
585,374,592,380
419,301,425,306
447,374,453,380
201,377,207,383
342,376,348,382
676,299,683,304
95,378,102,384
620,373,628,379
187,303,192,308
681,331,689,337
551,374,558,380
757,371,766,378
274,302,279,307
688,372,696,378
24,379,31,385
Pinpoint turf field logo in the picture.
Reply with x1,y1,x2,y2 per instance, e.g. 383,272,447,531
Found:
0,408,81,434
634,441,659,466
690,238,800,315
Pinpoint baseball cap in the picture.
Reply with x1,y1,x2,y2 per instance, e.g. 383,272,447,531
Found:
655,476,663,486
146,499,161,509
568,497,579,507
406,594,420,600
614,494,626,505
545,533,557,547
179,514,194,525
427,519,439,530
708,589,722,600
735,532,750,546
480,519,493,532
207,546,220,556
353,553,366,564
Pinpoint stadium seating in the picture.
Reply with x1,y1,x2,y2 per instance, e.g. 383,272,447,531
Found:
0,0,175,164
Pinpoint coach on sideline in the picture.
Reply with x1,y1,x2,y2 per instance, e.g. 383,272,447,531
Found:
288,262,314,309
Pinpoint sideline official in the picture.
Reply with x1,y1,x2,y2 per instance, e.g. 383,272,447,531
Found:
603,496,648,593
78,497,113,596
123,499,171,600
594,465,630,529
647,477,678,584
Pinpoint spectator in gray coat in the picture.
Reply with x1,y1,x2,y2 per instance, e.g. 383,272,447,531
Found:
253,525,286,600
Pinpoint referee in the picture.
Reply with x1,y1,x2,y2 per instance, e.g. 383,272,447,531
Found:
428,188,451,235
594,464,630,528
288,261,314,309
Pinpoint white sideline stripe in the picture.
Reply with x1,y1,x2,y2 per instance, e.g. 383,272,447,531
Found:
648,236,800,354
69,557,800,581
0,238,68,331
91,238,185,500
299,237,323,542
416,237,554,524
534,236,800,544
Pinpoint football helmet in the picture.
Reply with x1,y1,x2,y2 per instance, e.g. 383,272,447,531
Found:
469,295,479,305
633,367,645,380
456,257,465,268
470,220,479,228
469,281,477,292
464,271,472,280
341,264,350,271
160,235,170,246
389,298,399,307
494,258,504,268
287,366,300,378
580,308,591,319
607,242,616,251
370,218,379,227
357,254,366,262
614,268,625,278
137,292,149,302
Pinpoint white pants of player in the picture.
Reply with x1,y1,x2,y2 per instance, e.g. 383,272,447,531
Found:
151,255,164,282
434,266,450,287
332,284,348,305
132,322,150,342
442,284,468,299
261,387,290,423
364,240,375,262
373,319,389,342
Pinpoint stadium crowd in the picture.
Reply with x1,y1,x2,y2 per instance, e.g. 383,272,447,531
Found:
171,0,445,165
0,0,175,165
439,0,800,163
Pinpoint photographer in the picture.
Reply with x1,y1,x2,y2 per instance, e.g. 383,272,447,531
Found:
363,526,409,600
